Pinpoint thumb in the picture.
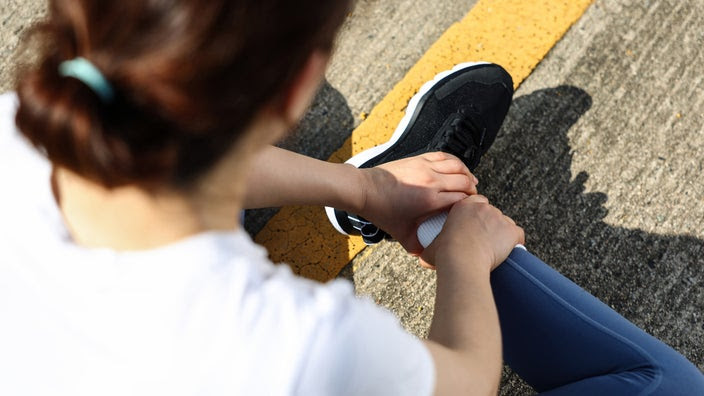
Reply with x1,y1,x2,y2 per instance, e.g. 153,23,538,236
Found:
417,255,436,270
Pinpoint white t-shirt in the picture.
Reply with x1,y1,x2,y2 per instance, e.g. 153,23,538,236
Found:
0,93,435,396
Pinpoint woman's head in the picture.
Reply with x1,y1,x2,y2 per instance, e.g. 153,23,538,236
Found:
15,0,352,189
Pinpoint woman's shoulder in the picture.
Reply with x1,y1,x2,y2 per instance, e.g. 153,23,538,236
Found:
0,91,64,239
0,91,17,108
0,91,48,173
0,92,19,143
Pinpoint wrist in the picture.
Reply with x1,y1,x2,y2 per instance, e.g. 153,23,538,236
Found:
330,163,369,215
434,247,494,279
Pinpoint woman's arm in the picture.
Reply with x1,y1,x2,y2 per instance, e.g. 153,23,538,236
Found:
243,145,367,212
244,146,478,253
421,195,524,395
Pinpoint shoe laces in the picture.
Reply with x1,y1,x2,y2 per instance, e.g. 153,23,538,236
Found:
347,214,389,245
432,107,487,169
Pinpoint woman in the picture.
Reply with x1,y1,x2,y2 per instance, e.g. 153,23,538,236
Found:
1,0,702,395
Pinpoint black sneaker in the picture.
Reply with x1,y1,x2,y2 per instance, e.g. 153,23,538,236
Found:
325,62,514,244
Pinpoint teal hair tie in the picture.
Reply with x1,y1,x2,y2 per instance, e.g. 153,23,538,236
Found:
58,57,115,102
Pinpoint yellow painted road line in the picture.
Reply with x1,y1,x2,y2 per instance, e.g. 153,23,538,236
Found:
255,0,595,282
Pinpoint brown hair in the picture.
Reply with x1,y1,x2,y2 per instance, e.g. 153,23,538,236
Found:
15,0,352,188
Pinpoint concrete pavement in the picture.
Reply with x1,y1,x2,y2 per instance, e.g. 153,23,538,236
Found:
338,1,704,393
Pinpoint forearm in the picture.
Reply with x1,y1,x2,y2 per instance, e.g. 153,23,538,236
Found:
427,262,503,394
243,146,366,212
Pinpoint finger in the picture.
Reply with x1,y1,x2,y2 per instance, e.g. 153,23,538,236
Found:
403,237,424,256
418,256,437,270
435,191,470,209
466,194,490,204
431,158,475,180
440,174,477,195
516,226,526,245
420,151,452,162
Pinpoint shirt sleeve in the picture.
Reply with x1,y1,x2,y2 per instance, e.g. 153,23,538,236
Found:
294,281,435,396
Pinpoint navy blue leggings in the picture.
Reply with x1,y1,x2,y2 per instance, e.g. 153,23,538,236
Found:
492,248,704,395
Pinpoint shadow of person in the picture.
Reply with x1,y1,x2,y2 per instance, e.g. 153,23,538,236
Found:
473,85,704,393
245,80,703,393
338,86,702,395
244,80,356,236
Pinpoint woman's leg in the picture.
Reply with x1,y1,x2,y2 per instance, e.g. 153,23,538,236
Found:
492,248,704,395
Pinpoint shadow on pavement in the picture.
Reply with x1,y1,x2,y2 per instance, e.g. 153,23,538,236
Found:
480,86,704,392
245,82,703,393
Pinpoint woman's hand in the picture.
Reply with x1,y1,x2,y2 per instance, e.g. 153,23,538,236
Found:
357,152,478,254
421,195,524,273
421,195,522,396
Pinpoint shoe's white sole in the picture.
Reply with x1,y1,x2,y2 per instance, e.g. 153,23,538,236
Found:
325,62,489,236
